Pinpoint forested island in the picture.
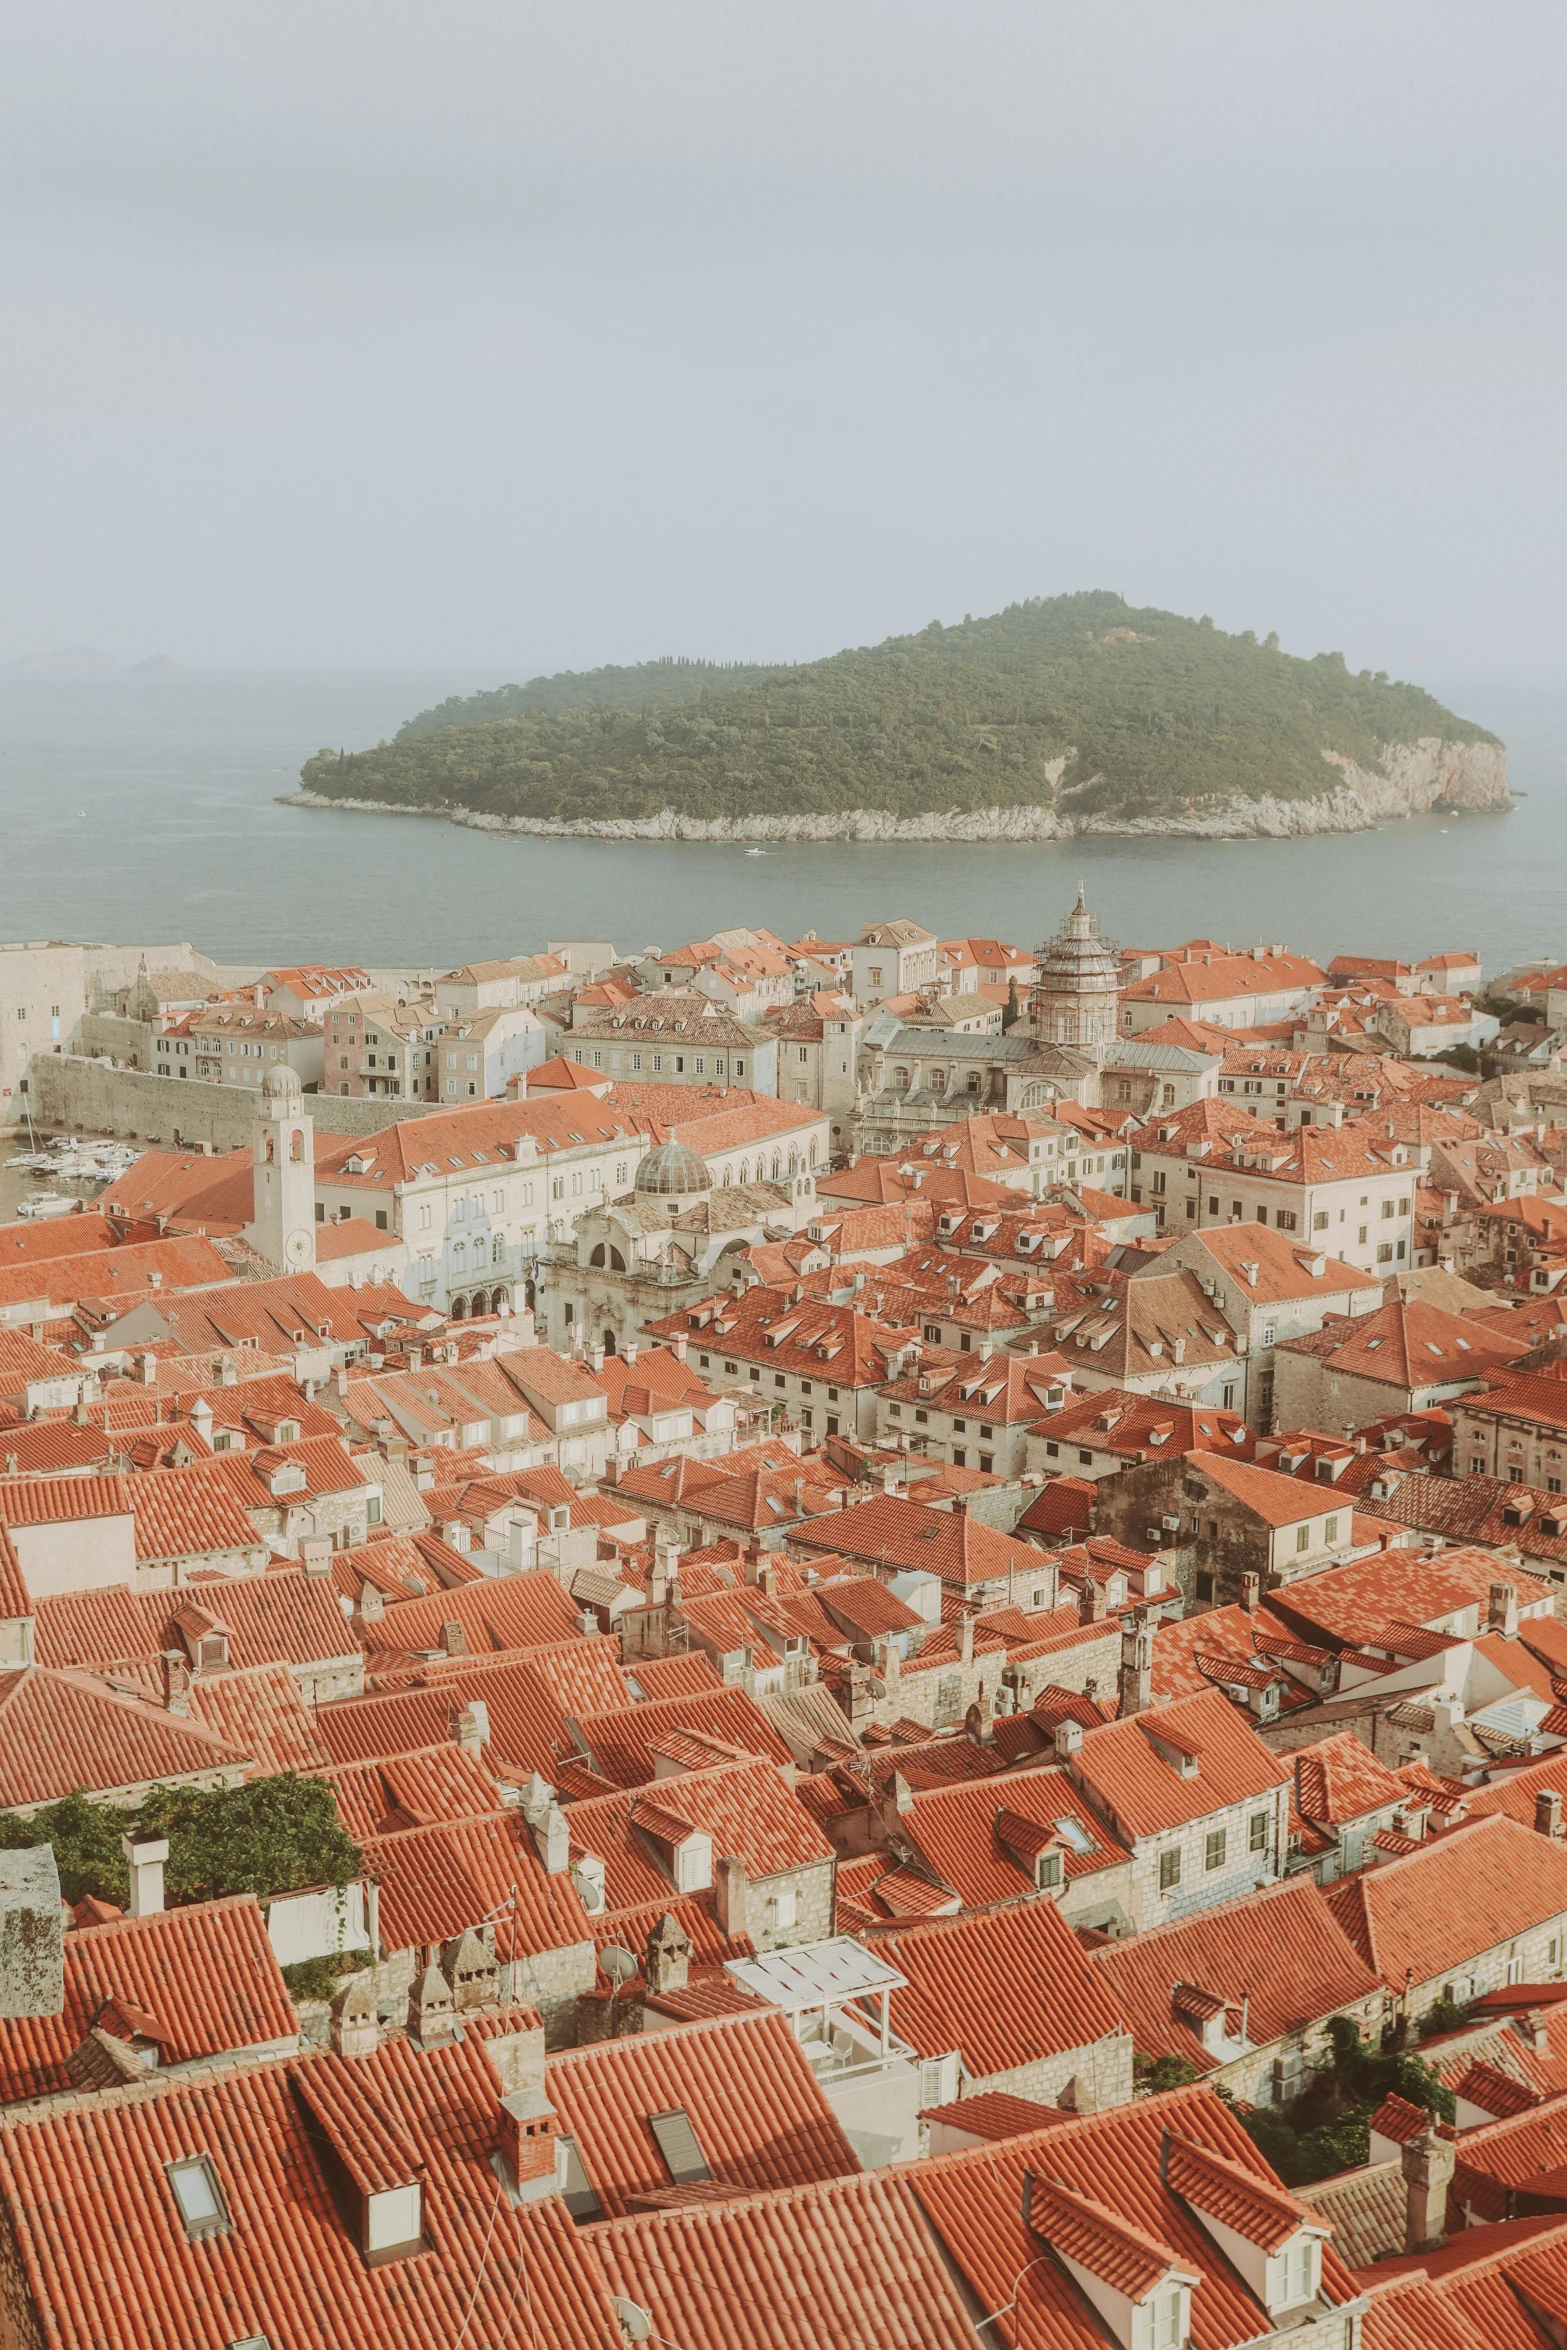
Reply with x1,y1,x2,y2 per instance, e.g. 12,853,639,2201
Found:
288,593,1509,842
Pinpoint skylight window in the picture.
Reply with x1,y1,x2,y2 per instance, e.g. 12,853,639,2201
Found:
167,2155,229,2237
1053,1816,1095,1855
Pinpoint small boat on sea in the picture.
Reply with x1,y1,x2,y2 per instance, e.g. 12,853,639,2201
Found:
16,1194,81,1220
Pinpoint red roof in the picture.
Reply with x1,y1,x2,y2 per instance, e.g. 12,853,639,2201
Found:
360,1568,588,1659
570,1686,794,1787
792,1493,1047,1592
1070,1688,1291,1842
0,1895,294,2103
874,1901,1132,2078
539,2008,858,2216
913,2083,1359,2350
1091,1876,1381,2076
1325,1814,1567,1990
0,1668,247,1808
34,1569,356,1676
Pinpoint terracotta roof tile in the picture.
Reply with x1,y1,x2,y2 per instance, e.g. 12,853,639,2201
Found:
541,2008,857,2217
0,1667,248,1807
571,1687,793,1787
1070,1688,1290,1842
1090,1876,1381,2075
874,1901,1131,2077
0,1895,295,2104
1325,1814,1567,1989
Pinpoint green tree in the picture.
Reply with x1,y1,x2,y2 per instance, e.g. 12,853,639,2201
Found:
0,1775,361,1911
1003,976,1023,1031
0,1789,131,1905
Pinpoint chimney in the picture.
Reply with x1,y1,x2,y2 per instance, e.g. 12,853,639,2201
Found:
644,1911,692,1997
1118,1614,1154,1719
439,1618,468,1658
714,1853,750,1939
455,1698,490,1757
407,1961,458,2048
1536,1789,1563,1841
0,1848,64,2021
300,1535,332,1578
329,1976,380,2058
528,1797,570,1874
1078,1577,1107,1625
957,1611,975,1665
1489,1580,1519,1638
1402,2129,1455,2255
333,1364,350,1401
623,1341,638,1366
1518,2008,1551,2055
1053,1717,1085,1763
671,1330,688,1362
120,1834,169,1919
358,1581,385,1624
1240,1571,1260,1615
138,1350,158,1385
159,1649,191,1716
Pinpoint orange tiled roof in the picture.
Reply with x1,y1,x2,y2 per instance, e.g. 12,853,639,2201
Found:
792,1493,1046,1592
1090,1876,1381,2076
360,1568,587,1660
0,2027,622,2350
314,1654,576,1779
914,2084,1359,2350
34,1570,355,1676
874,1901,1131,2076
0,1668,248,1807
1070,1688,1291,1843
571,1687,793,1788
541,2008,858,2217
0,1895,294,2104
1326,1814,1567,1989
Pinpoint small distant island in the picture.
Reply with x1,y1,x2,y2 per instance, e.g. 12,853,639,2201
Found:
284,591,1510,844
7,649,178,673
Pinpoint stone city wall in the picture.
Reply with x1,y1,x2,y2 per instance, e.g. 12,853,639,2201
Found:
29,1054,442,1146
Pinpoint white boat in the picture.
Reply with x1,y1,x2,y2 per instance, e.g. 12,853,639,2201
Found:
744,848,767,857
16,1194,81,1220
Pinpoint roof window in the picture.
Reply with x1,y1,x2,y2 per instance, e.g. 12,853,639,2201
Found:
167,2155,229,2238
649,2108,713,2185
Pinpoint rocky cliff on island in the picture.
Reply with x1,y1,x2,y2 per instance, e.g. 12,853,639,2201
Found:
285,593,1509,844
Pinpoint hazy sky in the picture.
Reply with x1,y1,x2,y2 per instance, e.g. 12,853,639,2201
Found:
3,4,1563,680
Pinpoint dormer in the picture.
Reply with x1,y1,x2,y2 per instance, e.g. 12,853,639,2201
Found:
172,1603,230,1673
1023,2172,1198,2350
1171,1983,1246,2057
1164,2135,1326,2321
1140,1721,1201,1778
634,1802,713,1893
994,1808,1065,1892
293,2054,428,2266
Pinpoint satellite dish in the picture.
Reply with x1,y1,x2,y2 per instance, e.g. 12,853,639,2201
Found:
599,1943,639,1987
610,2298,653,2343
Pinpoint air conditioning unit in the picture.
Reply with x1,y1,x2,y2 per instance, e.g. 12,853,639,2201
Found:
1161,1515,1182,1531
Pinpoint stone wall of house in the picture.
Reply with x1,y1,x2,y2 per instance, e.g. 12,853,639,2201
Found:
966,2027,1134,2115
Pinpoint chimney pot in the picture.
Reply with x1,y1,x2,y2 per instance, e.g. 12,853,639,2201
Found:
1536,1788,1563,1841
714,1853,750,1939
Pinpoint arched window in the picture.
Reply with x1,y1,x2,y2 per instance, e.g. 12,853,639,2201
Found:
452,1241,466,1268
608,1245,626,1272
590,1243,606,1267
808,1136,818,1166
264,1135,275,1163
787,1149,799,1175
290,1128,304,1163
771,1151,782,1180
492,1235,504,1264
893,1066,909,1091
738,1161,749,1186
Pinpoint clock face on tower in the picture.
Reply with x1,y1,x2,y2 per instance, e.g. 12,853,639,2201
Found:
285,1229,313,1265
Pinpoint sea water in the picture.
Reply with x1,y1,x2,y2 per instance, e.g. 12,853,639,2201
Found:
0,666,1561,973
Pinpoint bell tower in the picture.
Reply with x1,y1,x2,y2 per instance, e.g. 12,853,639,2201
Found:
1033,887,1121,1065
245,1065,316,1273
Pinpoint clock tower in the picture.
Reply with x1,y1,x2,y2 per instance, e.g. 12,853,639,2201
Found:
245,1064,317,1274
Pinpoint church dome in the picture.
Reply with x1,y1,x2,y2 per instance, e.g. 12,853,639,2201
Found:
262,1063,305,1110
634,1139,712,1197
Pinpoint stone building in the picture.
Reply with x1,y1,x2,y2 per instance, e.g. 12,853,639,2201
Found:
540,1139,810,1358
